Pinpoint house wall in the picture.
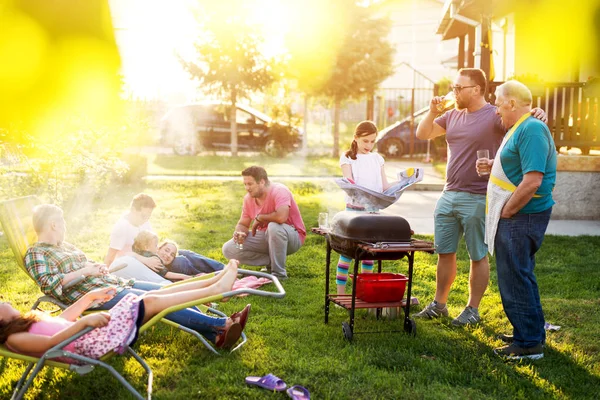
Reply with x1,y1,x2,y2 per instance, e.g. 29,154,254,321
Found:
381,0,457,88
552,156,600,220
489,14,515,81
496,1,599,83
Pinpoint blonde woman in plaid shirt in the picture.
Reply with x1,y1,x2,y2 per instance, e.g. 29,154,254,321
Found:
24,204,247,348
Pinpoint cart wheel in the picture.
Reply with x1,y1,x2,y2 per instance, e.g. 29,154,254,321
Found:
405,318,417,336
342,322,353,341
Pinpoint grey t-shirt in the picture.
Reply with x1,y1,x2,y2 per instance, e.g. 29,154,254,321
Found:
435,103,505,194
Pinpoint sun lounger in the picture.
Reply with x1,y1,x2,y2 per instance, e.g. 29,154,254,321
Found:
0,196,286,356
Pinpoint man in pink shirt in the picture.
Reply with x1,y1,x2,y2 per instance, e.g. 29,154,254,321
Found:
222,166,306,279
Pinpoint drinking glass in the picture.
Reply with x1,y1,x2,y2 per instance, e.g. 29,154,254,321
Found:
477,149,490,176
318,213,329,229
234,231,246,250
436,91,456,113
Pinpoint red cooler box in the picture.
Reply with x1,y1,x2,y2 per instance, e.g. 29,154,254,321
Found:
355,273,408,303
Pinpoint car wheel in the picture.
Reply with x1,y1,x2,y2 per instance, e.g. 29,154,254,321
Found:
579,146,591,155
264,138,285,157
173,138,196,155
382,138,404,158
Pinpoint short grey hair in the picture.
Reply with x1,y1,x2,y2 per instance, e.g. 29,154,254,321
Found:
496,80,533,106
32,204,63,234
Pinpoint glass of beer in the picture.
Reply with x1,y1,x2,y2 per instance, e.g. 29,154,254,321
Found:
234,232,246,250
476,149,490,176
437,91,456,113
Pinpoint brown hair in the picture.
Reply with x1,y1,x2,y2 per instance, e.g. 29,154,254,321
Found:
458,68,488,96
158,239,179,266
130,193,156,211
132,230,159,254
32,204,63,234
345,121,378,160
159,239,179,252
242,166,270,185
0,312,41,344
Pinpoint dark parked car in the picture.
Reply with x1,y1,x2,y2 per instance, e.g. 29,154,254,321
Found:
159,102,303,157
376,107,443,158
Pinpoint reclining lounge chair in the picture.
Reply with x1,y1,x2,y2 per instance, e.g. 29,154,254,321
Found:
0,196,285,398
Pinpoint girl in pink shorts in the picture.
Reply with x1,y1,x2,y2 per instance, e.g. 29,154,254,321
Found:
0,260,251,360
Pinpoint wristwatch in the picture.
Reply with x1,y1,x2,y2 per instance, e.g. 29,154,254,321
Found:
255,214,262,223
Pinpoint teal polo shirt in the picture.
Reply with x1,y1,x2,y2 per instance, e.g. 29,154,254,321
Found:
500,117,557,214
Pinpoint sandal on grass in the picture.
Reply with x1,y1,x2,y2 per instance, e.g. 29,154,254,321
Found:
287,385,310,400
245,373,287,391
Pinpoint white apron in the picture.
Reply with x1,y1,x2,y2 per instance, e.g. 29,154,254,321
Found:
485,113,537,255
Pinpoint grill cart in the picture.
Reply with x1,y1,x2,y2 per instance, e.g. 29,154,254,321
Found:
313,211,434,341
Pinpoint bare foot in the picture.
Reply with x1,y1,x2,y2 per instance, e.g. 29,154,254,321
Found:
215,262,238,293
226,259,240,270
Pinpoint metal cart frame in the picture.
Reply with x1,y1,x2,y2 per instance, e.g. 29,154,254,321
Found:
312,228,434,341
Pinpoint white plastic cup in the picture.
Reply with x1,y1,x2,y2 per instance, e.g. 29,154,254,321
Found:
318,212,329,229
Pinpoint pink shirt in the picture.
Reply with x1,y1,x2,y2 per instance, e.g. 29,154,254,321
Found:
7,318,76,357
242,183,306,244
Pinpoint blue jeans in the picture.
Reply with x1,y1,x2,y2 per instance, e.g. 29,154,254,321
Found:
98,281,225,342
169,250,224,275
495,207,552,348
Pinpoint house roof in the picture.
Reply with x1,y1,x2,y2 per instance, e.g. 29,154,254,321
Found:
436,0,515,40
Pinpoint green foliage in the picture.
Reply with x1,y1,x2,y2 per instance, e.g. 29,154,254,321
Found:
311,2,395,156
1,181,599,399
0,127,129,205
436,76,453,96
181,20,277,102
315,4,395,101
180,11,281,156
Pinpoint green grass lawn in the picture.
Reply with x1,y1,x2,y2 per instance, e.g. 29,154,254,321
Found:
145,154,341,177
1,181,599,399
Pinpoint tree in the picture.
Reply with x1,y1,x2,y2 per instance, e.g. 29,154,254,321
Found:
313,3,395,157
180,16,278,156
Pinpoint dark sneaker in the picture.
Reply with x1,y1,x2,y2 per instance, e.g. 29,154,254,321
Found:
413,301,448,319
451,306,481,327
493,343,544,360
496,333,514,344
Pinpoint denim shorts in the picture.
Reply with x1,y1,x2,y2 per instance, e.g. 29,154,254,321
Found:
434,190,487,261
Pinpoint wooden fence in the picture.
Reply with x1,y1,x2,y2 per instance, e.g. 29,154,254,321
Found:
489,82,599,154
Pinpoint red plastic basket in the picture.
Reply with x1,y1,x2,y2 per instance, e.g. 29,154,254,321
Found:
355,273,408,303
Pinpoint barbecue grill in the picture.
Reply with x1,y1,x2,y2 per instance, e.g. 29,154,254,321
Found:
313,210,434,341
327,211,413,257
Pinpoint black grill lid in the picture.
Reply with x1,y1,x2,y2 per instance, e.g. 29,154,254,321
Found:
329,211,412,243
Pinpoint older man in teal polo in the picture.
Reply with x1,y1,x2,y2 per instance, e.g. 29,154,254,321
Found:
478,80,557,361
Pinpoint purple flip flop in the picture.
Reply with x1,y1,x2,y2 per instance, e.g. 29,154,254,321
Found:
245,374,287,391
287,385,310,400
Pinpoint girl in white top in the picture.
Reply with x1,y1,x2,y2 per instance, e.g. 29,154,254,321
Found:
336,121,396,295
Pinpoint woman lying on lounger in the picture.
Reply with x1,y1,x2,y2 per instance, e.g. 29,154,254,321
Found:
112,231,224,284
157,239,224,275
0,260,251,358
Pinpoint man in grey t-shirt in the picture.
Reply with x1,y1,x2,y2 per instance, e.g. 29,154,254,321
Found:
414,68,546,326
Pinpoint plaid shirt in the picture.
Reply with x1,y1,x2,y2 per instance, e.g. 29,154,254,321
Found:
24,241,135,305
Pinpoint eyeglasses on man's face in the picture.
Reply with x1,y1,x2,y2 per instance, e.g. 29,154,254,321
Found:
451,85,477,93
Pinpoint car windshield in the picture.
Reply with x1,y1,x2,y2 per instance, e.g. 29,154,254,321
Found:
237,104,272,123
376,107,430,141
376,121,401,141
